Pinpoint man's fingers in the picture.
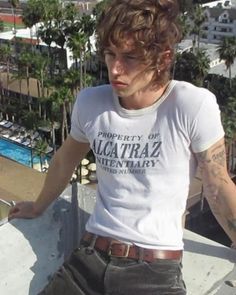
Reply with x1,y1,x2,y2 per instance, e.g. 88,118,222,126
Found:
8,201,40,220
8,206,20,220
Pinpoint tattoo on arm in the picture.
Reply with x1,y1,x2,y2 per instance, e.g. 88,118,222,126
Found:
196,144,228,184
195,142,236,238
211,144,226,167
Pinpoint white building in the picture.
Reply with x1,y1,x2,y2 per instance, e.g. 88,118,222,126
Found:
201,7,236,43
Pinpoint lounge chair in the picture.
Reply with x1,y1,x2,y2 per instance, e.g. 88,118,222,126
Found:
9,135,19,141
22,139,31,146
1,129,12,138
32,131,39,140
0,120,8,126
14,136,25,143
2,133,11,138
29,141,36,148
3,121,13,128
10,124,21,132
46,146,53,154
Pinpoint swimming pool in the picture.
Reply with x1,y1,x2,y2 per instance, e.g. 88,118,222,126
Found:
0,137,49,168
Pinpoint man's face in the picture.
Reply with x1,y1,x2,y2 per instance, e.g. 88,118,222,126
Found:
104,40,155,99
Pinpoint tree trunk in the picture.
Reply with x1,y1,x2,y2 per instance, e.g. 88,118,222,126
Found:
19,79,22,104
51,124,56,154
61,104,65,143
80,50,83,89
26,68,31,111
229,66,232,89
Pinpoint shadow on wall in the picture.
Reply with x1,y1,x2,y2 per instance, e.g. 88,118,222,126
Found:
7,185,93,295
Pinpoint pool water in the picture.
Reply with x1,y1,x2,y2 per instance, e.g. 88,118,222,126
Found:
0,137,49,168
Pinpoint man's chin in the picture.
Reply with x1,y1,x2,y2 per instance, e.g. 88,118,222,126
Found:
112,88,130,98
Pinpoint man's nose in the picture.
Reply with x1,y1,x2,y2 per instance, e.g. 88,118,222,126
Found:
110,58,124,75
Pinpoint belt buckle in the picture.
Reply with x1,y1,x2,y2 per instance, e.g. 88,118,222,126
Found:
108,242,131,258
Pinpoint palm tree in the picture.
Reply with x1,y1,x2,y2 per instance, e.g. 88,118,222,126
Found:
92,0,110,19
79,14,95,86
193,49,210,86
0,44,13,96
64,68,80,109
8,0,19,35
0,19,4,32
37,0,66,76
190,4,206,52
174,50,210,86
31,52,50,119
33,138,49,172
22,0,43,47
67,32,87,89
18,50,34,111
178,13,190,40
22,110,39,130
178,0,194,13
67,12,95,89
10,66,25,105
217,37,236,88
50,85,73,143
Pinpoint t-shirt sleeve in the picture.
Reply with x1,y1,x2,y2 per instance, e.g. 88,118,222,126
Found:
190,93,225,153
70,93,89,143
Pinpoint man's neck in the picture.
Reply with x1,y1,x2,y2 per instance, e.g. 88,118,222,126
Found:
119,81,170,110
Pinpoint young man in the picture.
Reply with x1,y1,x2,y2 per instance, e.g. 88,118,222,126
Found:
9,0,236,294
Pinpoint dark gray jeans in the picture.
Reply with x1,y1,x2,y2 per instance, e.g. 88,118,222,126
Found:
39,245,186,295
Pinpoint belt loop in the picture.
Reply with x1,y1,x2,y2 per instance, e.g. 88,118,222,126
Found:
89,234,98,249
85,234,97,254
138,247,144,263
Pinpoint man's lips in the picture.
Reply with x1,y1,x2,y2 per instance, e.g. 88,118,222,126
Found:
111,81,128,87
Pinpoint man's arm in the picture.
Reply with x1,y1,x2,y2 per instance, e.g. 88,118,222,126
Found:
195,137,236,244
8,135,90,219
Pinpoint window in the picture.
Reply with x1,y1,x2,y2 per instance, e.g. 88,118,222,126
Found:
222,19,228,23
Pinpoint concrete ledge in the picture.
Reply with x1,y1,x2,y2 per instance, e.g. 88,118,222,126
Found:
183,230,236,294
1,183,236,295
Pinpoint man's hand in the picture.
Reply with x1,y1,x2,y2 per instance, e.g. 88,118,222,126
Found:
8,201,42,220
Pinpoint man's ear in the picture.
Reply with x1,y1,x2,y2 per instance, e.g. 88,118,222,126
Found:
160,50,172,69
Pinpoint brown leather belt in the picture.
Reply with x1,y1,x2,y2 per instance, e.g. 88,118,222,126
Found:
81,232,182,262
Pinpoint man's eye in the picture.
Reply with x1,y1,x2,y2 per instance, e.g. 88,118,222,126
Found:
125,55,136,60
104,51,115,56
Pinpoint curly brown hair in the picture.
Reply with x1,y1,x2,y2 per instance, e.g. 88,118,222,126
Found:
96,0,182,86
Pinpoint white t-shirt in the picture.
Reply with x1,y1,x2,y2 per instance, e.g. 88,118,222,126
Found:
70,80,224,250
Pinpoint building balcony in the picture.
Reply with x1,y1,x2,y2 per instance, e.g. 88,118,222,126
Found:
211,21,234,28
212,31,234,37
